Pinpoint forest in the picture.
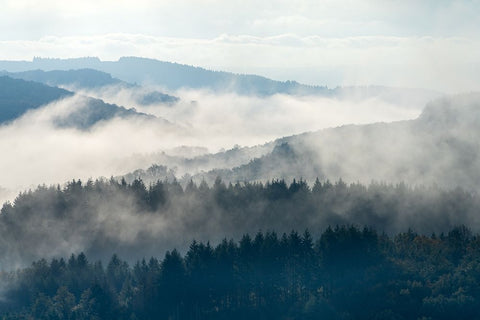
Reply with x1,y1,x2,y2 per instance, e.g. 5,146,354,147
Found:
0,224,479,319
0,178,480,319
1,177,480,269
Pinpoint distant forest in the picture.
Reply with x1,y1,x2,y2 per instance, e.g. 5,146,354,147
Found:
1,177,479,269
1,224,479,319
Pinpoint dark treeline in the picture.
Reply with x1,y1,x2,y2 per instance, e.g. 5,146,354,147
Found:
1,178,480,269
1,225,480,319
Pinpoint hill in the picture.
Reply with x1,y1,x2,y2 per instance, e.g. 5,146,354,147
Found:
196,93,480,189
0,76,156,129
121,93,480,190
1,68,122,88
1,68,180,105
0,57,331,96
0,58,440,112
0,76,72,123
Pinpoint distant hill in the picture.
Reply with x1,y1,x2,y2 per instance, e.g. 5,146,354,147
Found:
197,93,480,189
0,57,440,107
123,93,480,190
1,68,122,89
53,96,156,130
0,57,333,96
0,76,72,123
1,69,180,105
118,143,276,185
0,76,156,129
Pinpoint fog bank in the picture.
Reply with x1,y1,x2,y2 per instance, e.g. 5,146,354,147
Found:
0,88,424,203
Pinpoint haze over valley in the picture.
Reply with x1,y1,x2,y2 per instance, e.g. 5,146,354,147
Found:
0,59,443,204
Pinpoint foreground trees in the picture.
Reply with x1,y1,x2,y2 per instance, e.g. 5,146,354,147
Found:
1,225,480,319
1,178,480,318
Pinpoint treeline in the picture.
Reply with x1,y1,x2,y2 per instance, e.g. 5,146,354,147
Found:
0,177,479,269
1,225,480,319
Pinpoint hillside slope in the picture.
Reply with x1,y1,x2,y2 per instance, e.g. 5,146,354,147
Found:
207,93,480,188
0,76,156,129
0,57,331,96
156,93,480,189
1,69,180,105
0,76,72,123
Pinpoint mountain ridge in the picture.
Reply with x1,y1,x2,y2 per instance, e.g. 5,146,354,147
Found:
0,76,158,129
0,68,180,106
121,93,480,190
0,57,440,101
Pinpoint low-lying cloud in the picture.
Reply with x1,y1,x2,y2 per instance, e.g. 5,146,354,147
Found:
0,87,427,203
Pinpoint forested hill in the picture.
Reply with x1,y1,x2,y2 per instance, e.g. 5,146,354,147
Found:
52,96,156,130
1,225,479,320
1,69,123,89
1,69,180,105
0,58,441,101
0,76,72,123
189,93,480,189
0,76,157,129
103,57,331,95
0,57,331,95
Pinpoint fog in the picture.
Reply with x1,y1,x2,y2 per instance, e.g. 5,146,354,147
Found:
1,84,479,271
2,173,480,270
0,87,427,203
173,93,480,194
75,85,426,140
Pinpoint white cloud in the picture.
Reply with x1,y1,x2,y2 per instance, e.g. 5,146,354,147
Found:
2,0,479,39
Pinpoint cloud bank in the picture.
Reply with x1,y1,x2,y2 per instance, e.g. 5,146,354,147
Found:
0,87,425,203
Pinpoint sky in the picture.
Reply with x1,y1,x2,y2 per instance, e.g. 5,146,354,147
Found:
0,0,479,91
